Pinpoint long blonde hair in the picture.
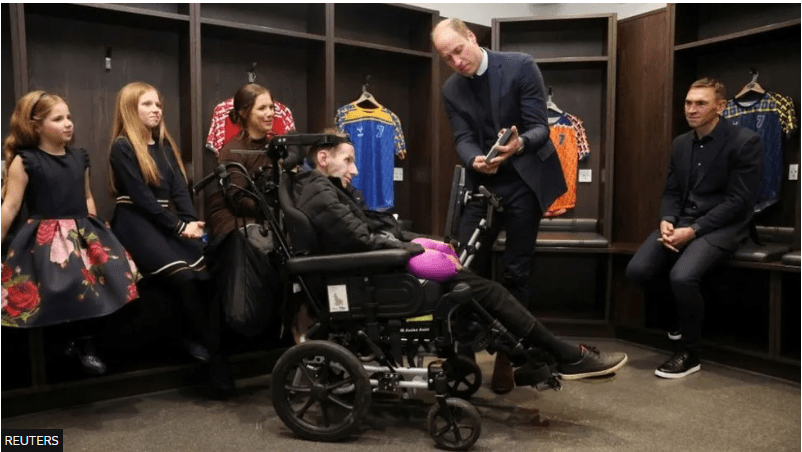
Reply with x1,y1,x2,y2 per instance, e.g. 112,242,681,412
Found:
109,82,185,193
2,91,67,198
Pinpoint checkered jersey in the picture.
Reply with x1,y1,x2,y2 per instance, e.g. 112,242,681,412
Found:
769,91,797,137
335,102,407,211
544,112,591,217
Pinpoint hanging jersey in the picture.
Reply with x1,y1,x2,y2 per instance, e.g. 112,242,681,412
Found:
722,93,786,212
205,98,295,155
544,112,590,217
335,102,406,210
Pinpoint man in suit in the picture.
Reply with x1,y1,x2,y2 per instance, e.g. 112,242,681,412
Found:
432,18,567,394
626,78,763,379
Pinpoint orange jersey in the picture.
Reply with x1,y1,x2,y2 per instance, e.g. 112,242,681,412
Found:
545,113,590,217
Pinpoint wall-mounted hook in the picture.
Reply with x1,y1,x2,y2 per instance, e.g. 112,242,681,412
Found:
749,67,759,86
248,62,257,83
105,46,112,72
362,74,371,93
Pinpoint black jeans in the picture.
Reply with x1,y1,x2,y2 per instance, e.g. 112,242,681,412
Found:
458,190,542,308
626,230,731,349
444,269,536,338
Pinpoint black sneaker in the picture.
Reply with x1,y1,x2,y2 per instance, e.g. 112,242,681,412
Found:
557,345,628,380
655,351,700,379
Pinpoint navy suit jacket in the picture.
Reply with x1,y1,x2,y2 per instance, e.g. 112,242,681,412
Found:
661,118,764,251
441,49,567,211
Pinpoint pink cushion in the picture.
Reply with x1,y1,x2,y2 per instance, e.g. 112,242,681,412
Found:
406,238,460,282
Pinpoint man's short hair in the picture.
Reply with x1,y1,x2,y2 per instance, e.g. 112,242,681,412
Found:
307,128,350,168
690,78,726,102
432,18,471,40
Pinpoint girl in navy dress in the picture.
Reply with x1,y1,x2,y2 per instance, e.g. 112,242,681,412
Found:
108,82,232,395
1,91,140,374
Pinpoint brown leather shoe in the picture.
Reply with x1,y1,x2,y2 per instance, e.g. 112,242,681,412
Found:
491,351,514,394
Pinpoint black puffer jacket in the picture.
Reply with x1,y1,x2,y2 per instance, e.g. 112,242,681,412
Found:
293,169,424,256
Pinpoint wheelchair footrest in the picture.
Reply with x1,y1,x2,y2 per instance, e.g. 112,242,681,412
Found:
514,362,562,391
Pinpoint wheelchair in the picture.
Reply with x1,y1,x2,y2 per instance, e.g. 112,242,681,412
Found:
193,133,561,451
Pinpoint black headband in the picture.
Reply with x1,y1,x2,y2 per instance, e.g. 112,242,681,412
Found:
30,92,48,120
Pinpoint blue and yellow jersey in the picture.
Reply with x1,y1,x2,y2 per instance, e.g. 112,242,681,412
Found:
335,103,406,211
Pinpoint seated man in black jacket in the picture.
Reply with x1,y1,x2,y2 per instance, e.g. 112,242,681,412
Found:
293,131,628,384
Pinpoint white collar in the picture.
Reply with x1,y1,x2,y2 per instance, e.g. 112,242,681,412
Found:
474,48,488,77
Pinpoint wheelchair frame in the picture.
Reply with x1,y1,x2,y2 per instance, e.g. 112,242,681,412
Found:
194,134,559,451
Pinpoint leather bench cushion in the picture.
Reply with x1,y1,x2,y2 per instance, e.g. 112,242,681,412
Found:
781,251,800,266
539,218,598,232
731,242,791,262
494,230,609,249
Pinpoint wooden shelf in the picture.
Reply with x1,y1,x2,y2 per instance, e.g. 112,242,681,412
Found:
536,56,609,64
334,38,433,59
73,3,190,21
674,18,800,51
200,17,326,42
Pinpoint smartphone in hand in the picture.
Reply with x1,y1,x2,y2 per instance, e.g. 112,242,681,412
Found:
485,128,514,162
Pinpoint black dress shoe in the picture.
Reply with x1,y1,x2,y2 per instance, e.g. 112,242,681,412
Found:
65,340,107,375
184,341,210,362
655,351,701,379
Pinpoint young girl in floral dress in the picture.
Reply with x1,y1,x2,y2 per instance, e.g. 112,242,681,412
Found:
1,91,140,374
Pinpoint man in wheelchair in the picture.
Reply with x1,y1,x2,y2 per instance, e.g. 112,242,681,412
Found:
291,130,627,386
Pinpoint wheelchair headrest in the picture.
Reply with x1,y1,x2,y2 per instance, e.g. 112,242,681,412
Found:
273,132,352,172
278,172,318,255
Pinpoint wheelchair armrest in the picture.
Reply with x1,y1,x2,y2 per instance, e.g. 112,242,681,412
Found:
285,249,410,275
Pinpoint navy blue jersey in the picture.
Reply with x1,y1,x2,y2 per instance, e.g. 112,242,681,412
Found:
723,94,786,212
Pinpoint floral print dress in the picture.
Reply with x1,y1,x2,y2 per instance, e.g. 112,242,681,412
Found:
2,147,140,327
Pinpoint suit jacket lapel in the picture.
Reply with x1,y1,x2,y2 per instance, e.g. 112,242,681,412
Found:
487,50,502,131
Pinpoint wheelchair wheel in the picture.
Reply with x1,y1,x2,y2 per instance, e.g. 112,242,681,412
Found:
427,398,482,451
444,356,482,399
271,340,371,442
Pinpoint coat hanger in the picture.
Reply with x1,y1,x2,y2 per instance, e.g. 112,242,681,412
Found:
355,75,382,109
546,87,563,115
735,68,765,99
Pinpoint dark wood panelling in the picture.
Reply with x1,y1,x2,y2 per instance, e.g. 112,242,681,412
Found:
674,3,800,46
497,18,609,58
333,4,432,52
613,9,670,244
25,12,186,221
199,3,325,35
2,4,15,143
